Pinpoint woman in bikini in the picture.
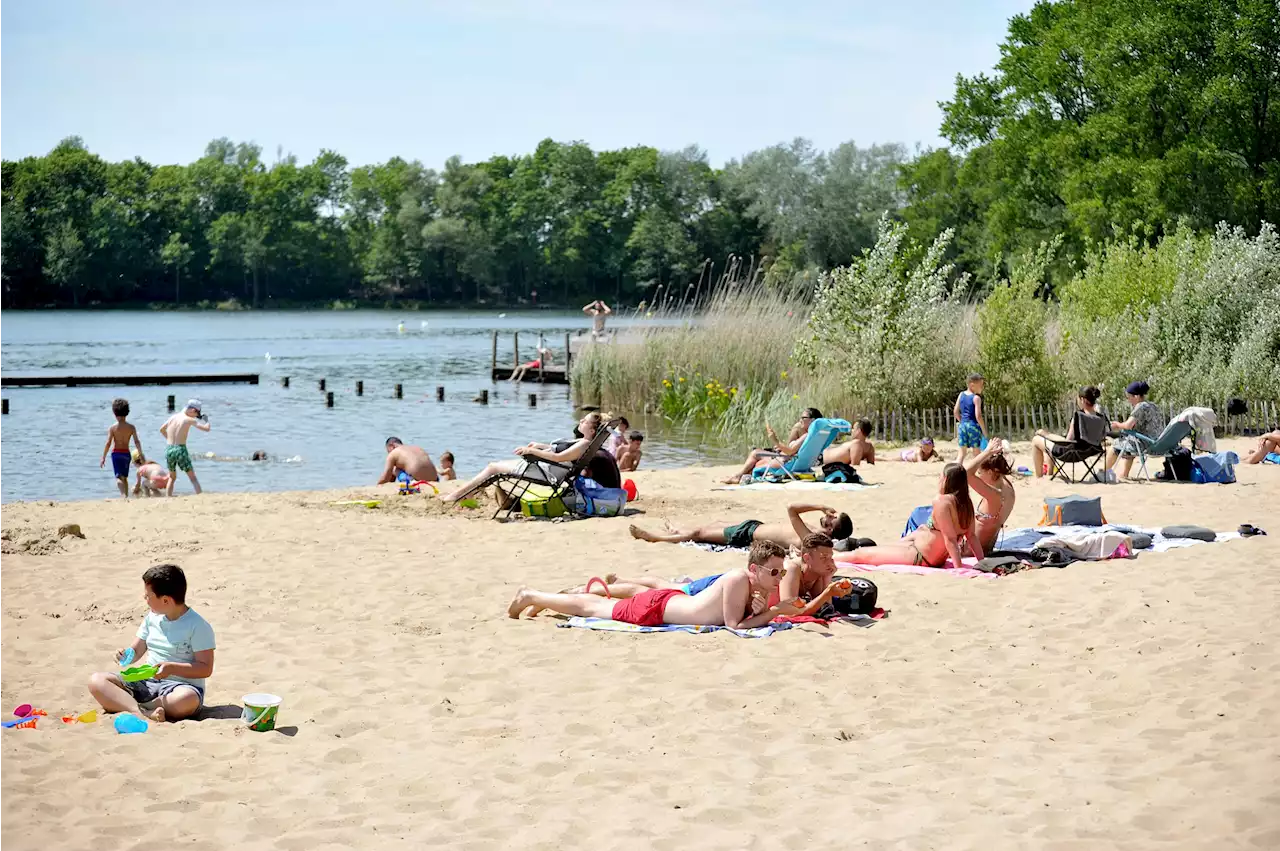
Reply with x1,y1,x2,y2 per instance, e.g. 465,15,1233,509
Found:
894,436,941,462
963,438,1016,555
842,463,984,568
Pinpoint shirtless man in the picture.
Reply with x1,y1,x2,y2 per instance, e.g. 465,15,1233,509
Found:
378,437,440,484
583,300,612,340
160,400,211,496
822,418,876,466
507,540,801,629
628,502,853,549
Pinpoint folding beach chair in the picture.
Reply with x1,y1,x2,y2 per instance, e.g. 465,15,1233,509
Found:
1118,420,1193,481
751,417,852,482
1046,410,1109,484
486,426,614,520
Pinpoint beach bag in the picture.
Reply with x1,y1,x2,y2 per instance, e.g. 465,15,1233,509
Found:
1190,451,1239,484
520,494,568,519
1157,448,1194,482
821,462,862,484
1039,495,1105,527
573,477,628,517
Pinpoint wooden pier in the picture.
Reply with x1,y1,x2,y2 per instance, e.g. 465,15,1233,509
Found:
489,332,572,385
1,373,260,388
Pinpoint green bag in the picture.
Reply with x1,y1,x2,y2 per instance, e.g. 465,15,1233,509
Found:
520,487,568,518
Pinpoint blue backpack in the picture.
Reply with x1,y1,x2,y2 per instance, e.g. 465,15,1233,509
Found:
573,477,629,517
1191,452,1239,484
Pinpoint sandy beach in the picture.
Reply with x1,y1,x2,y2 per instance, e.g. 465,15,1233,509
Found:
2,436,1278,850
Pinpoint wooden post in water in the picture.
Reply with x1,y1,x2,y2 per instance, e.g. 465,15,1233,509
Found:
436,386,444,402
529,393,537,407
513,332,520,369
564,332,572,380
167,395,175,412
326,391,334,408
479,389,489,405
356,381,363,396
281,376,290,388
318,378,326,392
394,384,403,399
491,331,498,374
1,399,7,415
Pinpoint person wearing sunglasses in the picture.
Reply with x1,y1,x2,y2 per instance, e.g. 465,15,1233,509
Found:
721,408,823,484
507,540,802,629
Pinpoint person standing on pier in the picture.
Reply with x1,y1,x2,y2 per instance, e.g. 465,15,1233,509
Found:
583,300,612,340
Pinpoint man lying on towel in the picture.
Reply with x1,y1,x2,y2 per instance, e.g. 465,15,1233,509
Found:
552,532,855,619
628,502,853,549
507,541,800,629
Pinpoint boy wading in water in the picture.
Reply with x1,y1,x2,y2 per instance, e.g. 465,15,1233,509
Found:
87,564,216,723
161,399,211,496
101,398,143,498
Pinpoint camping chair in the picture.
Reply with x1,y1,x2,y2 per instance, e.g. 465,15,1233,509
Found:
751,417,852,482
1046,410,1109,484
1119,420,1193,481
489,426,614,520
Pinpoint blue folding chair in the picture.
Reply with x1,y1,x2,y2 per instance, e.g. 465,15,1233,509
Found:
751,417,852,482
1119,420,1192,481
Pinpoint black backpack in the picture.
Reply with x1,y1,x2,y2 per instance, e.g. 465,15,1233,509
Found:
820,577,878,616
1158,447,1194,481
822,462,862,484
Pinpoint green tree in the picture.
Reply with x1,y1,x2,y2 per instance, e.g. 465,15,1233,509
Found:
160,233,194,303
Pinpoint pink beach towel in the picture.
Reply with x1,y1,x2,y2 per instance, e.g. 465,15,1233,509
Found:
834,552,997,579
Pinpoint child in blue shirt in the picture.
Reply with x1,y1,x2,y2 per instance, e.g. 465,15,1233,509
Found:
88,564,215,722
953,373,988,463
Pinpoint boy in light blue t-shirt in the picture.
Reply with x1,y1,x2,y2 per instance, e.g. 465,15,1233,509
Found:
88,564,215,722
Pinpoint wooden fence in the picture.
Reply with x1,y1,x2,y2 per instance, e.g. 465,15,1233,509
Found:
856,398,1280,444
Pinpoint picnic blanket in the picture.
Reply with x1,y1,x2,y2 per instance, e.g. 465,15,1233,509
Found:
833,552,996,579
1012,524,1241,552
713,481,879,492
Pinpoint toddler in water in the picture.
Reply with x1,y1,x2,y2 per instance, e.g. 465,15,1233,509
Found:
954,374,988,463
897,436,941,462
438,451,457,480
132,452,171,497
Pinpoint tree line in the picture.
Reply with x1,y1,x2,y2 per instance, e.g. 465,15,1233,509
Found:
4,0,1277,309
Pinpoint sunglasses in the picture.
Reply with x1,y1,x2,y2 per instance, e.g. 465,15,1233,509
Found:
758,565,784,578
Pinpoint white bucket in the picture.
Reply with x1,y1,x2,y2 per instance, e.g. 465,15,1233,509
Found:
241,693,282,732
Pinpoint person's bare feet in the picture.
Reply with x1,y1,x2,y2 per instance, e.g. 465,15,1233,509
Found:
145,706,166,723
719,475,741,485
507,587,534,619
629,524,658,542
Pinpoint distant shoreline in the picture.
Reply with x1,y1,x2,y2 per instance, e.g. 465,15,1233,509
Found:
2,300,620,313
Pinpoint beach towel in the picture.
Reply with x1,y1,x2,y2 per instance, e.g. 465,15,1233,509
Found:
558,617,791,638
711,478,880,491
1014,524,1240,551
833,551,997,579
679,541,748,554
1265,452,1280,465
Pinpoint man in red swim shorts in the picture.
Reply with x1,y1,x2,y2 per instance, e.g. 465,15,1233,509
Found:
507,541,800,629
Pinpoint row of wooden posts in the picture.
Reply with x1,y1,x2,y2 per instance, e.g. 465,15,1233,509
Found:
279,377,538,408
859,399,1280,444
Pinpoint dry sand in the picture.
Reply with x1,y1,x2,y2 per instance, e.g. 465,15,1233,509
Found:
2,437,1278,850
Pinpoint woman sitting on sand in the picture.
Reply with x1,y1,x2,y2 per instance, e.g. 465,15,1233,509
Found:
1244,430,1280,464
963,438,1015,555
441,412,605,504
842,463,984,568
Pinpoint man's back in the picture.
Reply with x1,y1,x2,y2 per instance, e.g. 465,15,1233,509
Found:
162,413,193,445
661,569,750,625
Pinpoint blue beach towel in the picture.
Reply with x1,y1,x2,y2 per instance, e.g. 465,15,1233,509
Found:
559,617,789,638
903,505,932,537
1265,452,1280,465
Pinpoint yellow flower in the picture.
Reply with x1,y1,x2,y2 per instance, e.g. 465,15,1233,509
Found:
780,370,789,380
662,380,672,388
730,387,738,395
792,394,799,400
678,377,686,383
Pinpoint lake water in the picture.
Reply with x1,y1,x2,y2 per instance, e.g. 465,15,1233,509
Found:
0,310,724,503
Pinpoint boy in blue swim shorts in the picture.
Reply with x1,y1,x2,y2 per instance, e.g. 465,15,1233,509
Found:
100,398,142,499
88,564,216,723
954,373,988,463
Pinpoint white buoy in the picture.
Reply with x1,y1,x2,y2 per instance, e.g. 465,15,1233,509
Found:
498,313,507,319
265,352,272,360
420,320,428,329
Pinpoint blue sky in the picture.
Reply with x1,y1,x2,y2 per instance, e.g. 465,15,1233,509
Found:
2,0,1032,168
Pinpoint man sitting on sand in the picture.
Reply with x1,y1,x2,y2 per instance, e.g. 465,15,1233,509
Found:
628,502,853,549
721,408,823,484
508,540,801,629
823,418,876,466
378,437,439,484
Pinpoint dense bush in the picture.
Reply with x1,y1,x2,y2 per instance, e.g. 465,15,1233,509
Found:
977,238,1063,406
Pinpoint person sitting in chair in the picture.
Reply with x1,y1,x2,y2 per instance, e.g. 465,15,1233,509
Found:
441,413,606,504
1030,386,1104,478
720,408,822,484
1104,381,1166,481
